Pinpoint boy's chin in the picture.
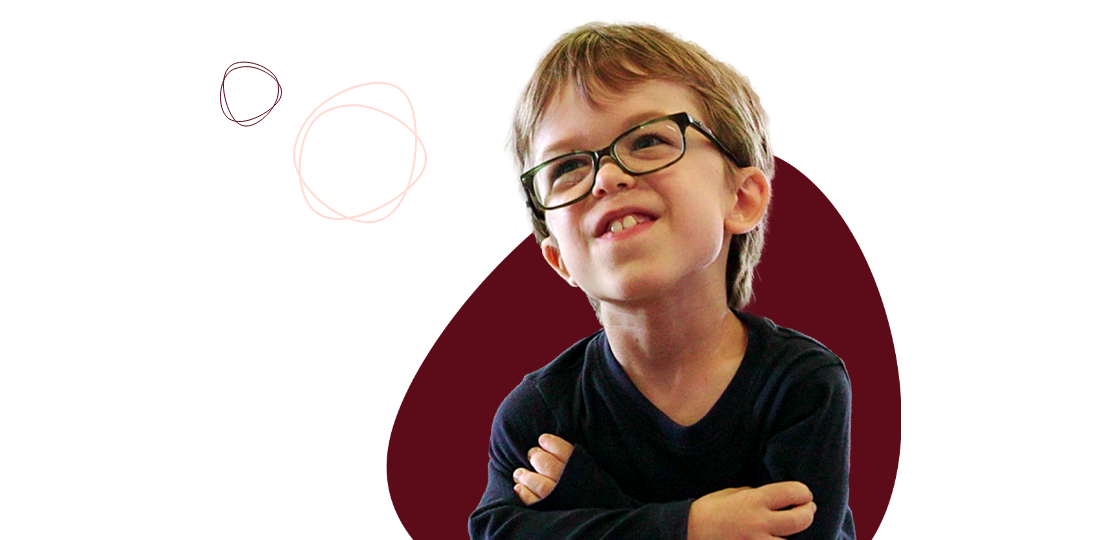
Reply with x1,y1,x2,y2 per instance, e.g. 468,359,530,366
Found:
581,265,724,312
582,277,677,308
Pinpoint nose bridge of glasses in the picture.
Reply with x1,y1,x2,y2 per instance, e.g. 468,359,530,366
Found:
595,138,637,176
600,135,645,174
594,149,626,174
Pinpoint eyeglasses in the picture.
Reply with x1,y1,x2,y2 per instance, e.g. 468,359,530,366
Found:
521,112,749,213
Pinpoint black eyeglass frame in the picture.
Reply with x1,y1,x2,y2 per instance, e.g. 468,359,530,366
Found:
520,112,751,214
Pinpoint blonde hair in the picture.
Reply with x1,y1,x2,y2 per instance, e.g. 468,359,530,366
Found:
513,22,773,311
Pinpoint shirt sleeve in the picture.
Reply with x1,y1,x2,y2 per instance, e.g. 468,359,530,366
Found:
468,379,693,540
761,361,856,540
532,443,642,511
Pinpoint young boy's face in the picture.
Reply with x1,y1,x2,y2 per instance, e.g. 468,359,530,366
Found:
533,80,768,310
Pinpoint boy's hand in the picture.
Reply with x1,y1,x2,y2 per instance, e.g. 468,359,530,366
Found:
687,481,816,540
512,434,574,505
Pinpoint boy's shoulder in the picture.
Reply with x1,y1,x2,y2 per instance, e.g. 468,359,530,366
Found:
753,315,836,354
739,312,849,383
491,331,605,436
519,330,605,390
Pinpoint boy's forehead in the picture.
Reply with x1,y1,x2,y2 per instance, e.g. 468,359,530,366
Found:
532,80,704,160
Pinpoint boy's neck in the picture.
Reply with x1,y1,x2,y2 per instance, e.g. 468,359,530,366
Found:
598,292,748,425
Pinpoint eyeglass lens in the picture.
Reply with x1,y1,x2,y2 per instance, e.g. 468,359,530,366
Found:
533,119,685,208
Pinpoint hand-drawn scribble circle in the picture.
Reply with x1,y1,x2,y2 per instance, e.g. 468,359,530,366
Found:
220,61,282,127
292,82,426,223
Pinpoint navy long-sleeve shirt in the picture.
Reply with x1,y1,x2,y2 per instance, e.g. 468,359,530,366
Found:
469,312,855,539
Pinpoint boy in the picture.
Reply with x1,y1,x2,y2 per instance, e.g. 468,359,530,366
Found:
469,22,854,540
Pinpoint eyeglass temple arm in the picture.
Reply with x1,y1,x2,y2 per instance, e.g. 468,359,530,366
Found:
681,113,752,169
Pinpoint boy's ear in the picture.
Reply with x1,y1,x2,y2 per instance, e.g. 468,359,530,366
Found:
725,166,771,235
541,237,579,288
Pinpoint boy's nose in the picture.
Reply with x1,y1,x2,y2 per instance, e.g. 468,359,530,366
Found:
591,158,636,198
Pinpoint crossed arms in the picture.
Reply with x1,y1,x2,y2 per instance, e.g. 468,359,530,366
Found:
514,433,817,540
467,362,854,540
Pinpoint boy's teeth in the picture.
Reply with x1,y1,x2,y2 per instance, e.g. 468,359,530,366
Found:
608,214,643,233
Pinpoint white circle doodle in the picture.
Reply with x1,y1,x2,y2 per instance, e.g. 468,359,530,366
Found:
291,80,425,224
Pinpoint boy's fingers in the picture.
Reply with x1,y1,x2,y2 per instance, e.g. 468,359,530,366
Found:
528,446,566,482
513,468,557,501
538,434,574,462
758,481,813,510
769,501,816,536
513,483,540,505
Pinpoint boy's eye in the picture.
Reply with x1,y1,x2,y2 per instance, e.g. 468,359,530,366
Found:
551,158,582,177
629,134,668,151
547,157,591,184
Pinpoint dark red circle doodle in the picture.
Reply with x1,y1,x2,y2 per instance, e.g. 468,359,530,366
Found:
220,61,282,127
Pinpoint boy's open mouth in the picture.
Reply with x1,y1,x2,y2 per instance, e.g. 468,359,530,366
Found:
594,209,658,238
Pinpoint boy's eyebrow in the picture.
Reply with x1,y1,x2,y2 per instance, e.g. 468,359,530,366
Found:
537,109,674,161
